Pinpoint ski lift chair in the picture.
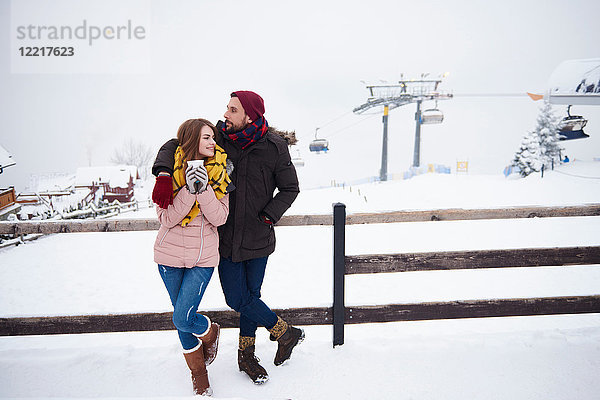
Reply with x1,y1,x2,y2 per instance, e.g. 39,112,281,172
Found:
292,157,305,167
559,130,590,140
309,138,329,152
560,116,587,131
559,105,589,141
421,108,444,124
291,149,305,167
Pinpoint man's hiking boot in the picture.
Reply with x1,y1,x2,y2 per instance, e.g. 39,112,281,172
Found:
272,325,305,366
238,345,269,384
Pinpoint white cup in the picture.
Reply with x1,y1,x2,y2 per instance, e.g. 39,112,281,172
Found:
187,160,204,170
187,160,205,191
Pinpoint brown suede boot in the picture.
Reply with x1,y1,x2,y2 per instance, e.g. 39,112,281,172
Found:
269,317,305,366
238,342,269,385
183,344,212,396
196,321,220,366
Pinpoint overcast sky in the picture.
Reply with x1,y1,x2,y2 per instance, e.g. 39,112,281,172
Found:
1,0,599,191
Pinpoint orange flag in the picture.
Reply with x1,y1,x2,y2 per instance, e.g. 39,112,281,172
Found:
527,92,544,101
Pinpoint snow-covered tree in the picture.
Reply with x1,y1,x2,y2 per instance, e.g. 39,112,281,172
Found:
512,102,563,177
537,102,563,165
512,131,542,177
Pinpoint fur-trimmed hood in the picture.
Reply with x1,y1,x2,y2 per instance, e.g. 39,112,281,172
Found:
268,126,297,146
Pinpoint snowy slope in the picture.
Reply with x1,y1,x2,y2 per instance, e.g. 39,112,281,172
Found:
2,317,600,400
290,160,600,215
1,163,600,399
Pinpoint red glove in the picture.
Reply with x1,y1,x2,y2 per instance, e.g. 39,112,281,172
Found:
259,212,273,225
152,175,173,209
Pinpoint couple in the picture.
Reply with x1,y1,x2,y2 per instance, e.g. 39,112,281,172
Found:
151,91,303,396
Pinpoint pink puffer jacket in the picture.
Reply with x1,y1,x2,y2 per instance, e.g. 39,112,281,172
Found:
154,185,229,268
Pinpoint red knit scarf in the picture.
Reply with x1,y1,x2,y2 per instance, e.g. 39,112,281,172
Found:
223,117,269,149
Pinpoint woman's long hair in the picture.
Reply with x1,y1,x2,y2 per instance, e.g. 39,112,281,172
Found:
176,118,219,171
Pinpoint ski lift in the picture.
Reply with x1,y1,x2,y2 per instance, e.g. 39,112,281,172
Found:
309,128,329,153
291,149,305,167
421,104,444,124
559,105,589,140
309,139,329,152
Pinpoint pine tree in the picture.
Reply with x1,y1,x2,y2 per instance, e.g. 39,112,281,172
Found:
512,102,563,177
512,131,542,177
537,102,563,165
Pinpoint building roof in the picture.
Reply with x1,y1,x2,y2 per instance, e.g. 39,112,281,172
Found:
0,145,16,170
31,173,75,193
75,165,137,188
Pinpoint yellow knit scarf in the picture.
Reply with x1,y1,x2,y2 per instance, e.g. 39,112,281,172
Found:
173,144,232,227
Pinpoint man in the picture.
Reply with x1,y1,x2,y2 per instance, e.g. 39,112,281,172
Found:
151,91,302,384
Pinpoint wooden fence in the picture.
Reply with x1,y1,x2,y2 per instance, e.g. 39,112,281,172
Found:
1,204,599,235
331,203,600,345
1,204,599,342
0,199,151,249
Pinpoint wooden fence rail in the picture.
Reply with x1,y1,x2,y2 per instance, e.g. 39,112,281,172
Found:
345,246,600,274
1,204,599,234
0,307,330,336
2,295,599,336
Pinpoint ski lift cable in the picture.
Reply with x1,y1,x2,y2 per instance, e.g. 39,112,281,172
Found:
312,93,530,142
454,93,528,97
551,170,600,180
316,110,355,132
327,114,380,138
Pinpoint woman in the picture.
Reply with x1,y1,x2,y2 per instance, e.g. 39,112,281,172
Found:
154,118,232,396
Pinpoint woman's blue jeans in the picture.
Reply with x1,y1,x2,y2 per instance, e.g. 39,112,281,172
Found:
158,264,214,350
218,256,278,338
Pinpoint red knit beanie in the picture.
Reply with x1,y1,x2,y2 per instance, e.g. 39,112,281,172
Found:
231,91,265,122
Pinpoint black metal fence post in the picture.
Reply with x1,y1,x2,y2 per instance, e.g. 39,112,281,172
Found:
333,202,346,347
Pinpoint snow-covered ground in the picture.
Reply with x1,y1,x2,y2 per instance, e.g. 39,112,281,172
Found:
1,160,600,399
3,316,600,400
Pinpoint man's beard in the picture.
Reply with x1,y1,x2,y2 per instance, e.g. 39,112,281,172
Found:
224,119,249,134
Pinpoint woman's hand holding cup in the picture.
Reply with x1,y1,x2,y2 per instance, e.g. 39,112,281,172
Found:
186,160,209,194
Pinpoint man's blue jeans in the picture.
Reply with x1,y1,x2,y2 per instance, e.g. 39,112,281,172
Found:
218,256,278,338
158,265,214,350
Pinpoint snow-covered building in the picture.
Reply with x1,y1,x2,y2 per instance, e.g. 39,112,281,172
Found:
0,187,20,221
17,173,79,218
548,58,600,104
75,166,139,203
0,187,16,209
0,144,16,174
0,145,19,220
